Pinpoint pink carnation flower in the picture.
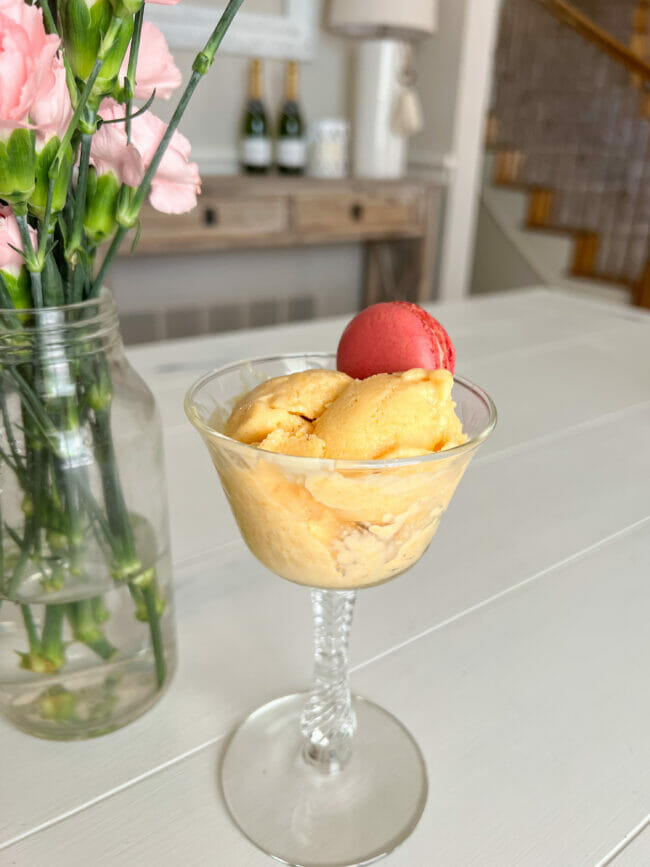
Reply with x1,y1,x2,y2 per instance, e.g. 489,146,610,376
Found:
30,55,73,147
146,0,182,5
94,99,200,215
0,205,37,274
0,0,60,134
120,22,181,100
91,100,145,188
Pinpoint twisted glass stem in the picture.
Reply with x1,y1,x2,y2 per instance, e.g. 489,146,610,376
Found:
300,589,357,772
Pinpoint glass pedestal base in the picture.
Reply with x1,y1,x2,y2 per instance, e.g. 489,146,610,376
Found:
221,693,428,867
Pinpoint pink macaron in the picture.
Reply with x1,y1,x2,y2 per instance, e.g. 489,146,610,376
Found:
337,301,456,379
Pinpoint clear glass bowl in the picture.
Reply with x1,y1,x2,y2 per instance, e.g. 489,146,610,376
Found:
186,353,496,591
186,353,496,867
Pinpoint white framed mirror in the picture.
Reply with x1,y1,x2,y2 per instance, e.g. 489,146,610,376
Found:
148,0,318,60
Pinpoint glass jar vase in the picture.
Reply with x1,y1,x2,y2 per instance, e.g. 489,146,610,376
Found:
0,290,176,739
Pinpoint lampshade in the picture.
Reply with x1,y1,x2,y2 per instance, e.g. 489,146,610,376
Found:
329,0,437,40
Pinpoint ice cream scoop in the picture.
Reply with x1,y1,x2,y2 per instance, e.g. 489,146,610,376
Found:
224,367,465,460
337,301,456,379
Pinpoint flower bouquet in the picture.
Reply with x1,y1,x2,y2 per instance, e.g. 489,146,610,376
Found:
0,0,243,738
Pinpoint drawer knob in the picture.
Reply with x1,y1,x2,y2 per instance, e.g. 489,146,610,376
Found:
350,203,364,222
204,206,219,227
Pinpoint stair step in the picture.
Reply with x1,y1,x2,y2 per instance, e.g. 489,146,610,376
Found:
482,153,574,284
481,153,642,298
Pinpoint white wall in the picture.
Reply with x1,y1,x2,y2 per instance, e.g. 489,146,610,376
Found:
152,29,353,174
409,0,468,173
471,202,540,294
410,0,503,301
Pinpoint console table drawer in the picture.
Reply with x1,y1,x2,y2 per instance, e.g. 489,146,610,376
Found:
293,190,422,236
196,196,287,236
135,196,287,253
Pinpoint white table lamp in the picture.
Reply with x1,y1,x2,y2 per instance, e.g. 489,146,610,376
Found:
329,0,438,178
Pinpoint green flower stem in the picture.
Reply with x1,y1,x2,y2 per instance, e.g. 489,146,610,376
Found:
91,406,167,687
70,251,91,304
77,473,119,557
66,126,95,264
7,369,55,448
46,393,88,573
29,270,44,309
0,496,3,582
0,444,23,478
90,0,244,297
41,603,66,669
67,599,117,660
0,383,23,472
92,407,138,562
21,605,41,654
140,580,165,689
38,0,57,35
49,59,103,182
8,526,35,598
31,444,44,560
37,176,56,262
54,459,83,570
125,7,145,144
91,229,126,298
14,213,44,308
91,595,109,624
4,397,36,598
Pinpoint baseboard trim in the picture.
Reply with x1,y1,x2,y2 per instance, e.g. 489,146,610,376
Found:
407,150,453,182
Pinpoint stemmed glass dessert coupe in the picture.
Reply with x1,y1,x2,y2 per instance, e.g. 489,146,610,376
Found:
185,352,496,867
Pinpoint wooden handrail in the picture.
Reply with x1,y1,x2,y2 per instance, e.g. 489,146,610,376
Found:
534,0,650,81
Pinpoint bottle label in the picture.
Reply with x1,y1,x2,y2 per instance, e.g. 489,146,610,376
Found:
277,138,307,169
241,137,271,167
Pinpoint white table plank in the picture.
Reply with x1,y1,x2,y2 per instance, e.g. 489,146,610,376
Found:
462,318,650,457
163,426,238,562
606,825,650,866
2,401,650,848
6,520,650,866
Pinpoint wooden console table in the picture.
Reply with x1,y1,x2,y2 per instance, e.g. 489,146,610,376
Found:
128,176,442,305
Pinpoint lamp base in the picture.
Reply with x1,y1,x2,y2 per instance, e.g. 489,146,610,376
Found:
353,39,408,178
221,693,428,867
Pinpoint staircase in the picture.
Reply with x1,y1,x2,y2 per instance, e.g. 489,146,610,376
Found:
486,0,650,307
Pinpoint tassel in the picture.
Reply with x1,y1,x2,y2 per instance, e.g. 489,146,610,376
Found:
392,85,424,137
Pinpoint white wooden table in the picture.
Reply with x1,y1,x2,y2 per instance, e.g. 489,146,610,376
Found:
2,288,650,866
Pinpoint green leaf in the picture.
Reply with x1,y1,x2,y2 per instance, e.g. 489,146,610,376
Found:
0,129,36,204
84,169,120,243
58,0,99,79
59,0,133,97
30,137,73,219
108,0,143,17
42,253,65,307
0,269,31,312
94,14,134,98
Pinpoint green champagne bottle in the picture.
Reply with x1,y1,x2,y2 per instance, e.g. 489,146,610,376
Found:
241,58,271,174
277,60,306,176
